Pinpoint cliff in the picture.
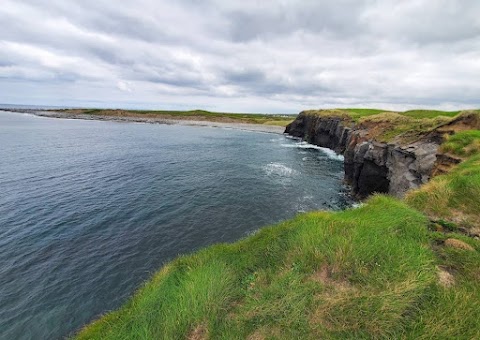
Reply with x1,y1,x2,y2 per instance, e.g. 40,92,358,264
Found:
285,110,479,198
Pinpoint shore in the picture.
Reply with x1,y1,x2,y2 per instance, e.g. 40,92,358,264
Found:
0,108,287,134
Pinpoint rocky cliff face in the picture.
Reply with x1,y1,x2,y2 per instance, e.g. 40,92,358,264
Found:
285,112,441,198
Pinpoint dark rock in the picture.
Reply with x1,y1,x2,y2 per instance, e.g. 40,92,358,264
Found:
285,112,442,198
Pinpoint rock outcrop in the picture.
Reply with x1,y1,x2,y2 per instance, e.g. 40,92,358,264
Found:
285,112,441,198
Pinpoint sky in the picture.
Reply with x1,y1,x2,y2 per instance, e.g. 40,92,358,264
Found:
1,0,479,113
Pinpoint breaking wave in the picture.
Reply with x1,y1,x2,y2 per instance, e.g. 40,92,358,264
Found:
281,142,344,161
263,162,298,177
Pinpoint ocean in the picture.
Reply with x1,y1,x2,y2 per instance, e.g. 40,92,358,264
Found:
0,111,349,339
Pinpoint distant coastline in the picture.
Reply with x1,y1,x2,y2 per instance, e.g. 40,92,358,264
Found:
0,108,290,134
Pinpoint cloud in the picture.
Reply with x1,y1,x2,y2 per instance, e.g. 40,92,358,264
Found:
362,0,480,44
117,81,132,93
0,0,479,112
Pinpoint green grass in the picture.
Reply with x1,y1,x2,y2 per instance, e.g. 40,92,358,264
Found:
299,109,480,142
406,153,480,229
406,126,480,229
301,108,391,123
440,130,480,157
304,108,474,121
364,113,451,143
401,110,461,119
76,195,480,339
343,108,391,120
338,108,465,121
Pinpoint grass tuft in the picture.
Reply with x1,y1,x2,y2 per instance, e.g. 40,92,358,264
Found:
440,130,480,157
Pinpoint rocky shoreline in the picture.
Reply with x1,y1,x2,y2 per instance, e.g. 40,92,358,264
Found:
285,111,473,198
0,108,285,134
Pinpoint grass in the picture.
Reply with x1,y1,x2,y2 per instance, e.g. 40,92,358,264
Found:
298,109,480,143
302,108,391,121
357,112,451,143
406,153,480,230
405,124,480,230
76,194,479,339
401,110,461,119
343,108,391,120
339,108,464,122
440,130,480,157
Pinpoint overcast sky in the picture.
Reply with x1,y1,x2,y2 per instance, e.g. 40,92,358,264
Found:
1,0,479,113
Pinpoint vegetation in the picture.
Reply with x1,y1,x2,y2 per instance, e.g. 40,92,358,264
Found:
301,109,480,143
406,128,480,231
76,195,479,339
343,108,390,120
75,108,480,339
401,110,461,119
357,112,451,143
406,155,480,230
302,108,471,122
440,130,480,157
54,108,296,127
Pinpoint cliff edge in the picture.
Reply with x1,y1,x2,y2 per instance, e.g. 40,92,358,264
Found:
285,109,480,198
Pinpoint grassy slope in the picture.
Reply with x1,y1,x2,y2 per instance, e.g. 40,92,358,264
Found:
76,109,480,339
406,129,480,230
77,196,479,339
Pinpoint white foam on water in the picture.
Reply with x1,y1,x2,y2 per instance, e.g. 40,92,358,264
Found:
284,135,301,140
263,162,298,177
245,229,260,237
351,202,364,209
281,142,344,161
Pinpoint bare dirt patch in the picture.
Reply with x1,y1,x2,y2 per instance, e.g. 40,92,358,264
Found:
437,266,455,288
187,323,208,340
444,238,475,251
310,264,353,292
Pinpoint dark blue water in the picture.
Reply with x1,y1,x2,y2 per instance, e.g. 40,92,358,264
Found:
0,111,348,339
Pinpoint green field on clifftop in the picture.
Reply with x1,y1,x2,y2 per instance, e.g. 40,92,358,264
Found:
305,108,477,121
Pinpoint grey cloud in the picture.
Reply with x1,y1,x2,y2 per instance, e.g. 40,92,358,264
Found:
0,0,479,112
363,0,480,44
224,1,368,42
221,66,335,97
224,69,266,84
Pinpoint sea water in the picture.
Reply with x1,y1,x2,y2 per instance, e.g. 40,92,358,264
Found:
0,111,349,339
